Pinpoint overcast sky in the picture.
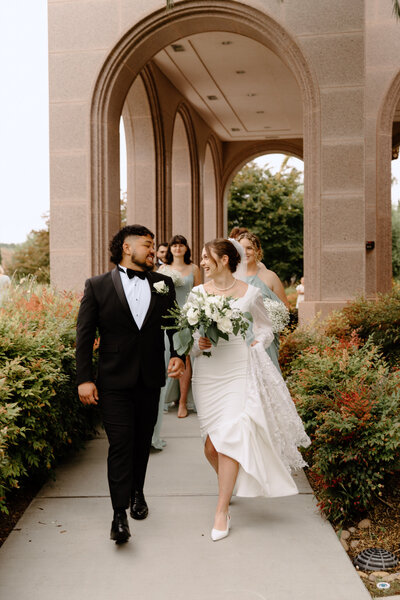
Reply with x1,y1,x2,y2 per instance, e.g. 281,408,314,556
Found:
1,1,399,245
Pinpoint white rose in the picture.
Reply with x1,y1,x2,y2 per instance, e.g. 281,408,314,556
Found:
186,307,200,326
217,316,233,334
204,304,213,318
211,309,220,321
154,281,168,294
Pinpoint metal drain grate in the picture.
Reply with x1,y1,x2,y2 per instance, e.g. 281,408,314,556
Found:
354,548,399,571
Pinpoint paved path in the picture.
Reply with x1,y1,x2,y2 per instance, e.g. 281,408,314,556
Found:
0,411,371,600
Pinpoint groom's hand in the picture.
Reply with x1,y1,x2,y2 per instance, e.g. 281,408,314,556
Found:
168,357,185,379
78,382,99,405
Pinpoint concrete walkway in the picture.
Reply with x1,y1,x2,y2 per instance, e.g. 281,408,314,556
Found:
0,411,371,600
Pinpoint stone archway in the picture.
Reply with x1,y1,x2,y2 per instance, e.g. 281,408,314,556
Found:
171,109,193,246
90,0,320,286
221,143,304,241
203,141,218,243
122,73,157,232
376,70,400,294
221,139,304,196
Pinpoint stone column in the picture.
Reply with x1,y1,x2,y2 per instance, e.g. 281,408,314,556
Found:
287,2,366,321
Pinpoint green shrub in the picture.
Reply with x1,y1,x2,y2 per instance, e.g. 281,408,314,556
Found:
324,282,400,367
279,325,319,378
0,281,97,513
0,403,25,510
288,336,400,523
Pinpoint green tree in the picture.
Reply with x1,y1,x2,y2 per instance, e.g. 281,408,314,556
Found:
228,161,303,283
393,201,400,280
120,190,127,227
10,219,50,283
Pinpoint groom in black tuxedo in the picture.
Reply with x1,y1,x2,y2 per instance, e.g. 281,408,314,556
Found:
76,224,184,543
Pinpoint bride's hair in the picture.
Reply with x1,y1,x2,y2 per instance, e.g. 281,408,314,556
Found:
237,231,263,262
204,238,241,273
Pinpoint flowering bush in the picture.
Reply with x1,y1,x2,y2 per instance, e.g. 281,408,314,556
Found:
0,280,97,513
287,336,400,523
279,325,320,378
324,282,400,367
279,285,400,523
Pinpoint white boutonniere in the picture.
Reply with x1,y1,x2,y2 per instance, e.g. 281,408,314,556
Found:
153,280,169,295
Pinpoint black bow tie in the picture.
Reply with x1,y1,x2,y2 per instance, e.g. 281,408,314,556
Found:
118,267,147,280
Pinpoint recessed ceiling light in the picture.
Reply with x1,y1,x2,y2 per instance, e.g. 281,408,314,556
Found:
247,93,256,97
222,41,233,45
207,95,218,100
256,110,264,114
236,70,245,74
231,128,240,131
171,44,185,52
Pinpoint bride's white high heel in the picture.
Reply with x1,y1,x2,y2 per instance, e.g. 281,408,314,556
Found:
211,514,231,541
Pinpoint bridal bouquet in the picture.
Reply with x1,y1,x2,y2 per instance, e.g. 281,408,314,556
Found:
165,290,252,356
157,265,184,287
263,298,290,333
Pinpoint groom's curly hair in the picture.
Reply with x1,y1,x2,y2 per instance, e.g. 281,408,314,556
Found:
109,225,154,264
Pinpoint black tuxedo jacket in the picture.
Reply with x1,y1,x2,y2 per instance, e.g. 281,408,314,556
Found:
76,267,180,390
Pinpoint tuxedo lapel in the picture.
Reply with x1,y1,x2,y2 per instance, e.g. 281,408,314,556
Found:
141,272,157,329
111,267,139,331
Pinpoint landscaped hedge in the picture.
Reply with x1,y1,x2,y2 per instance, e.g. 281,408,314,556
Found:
280,284,400,524
0,281,97,513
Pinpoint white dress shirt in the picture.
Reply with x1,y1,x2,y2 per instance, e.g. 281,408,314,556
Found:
118,265,151,329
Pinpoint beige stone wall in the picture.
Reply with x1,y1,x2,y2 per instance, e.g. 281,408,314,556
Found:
48,0,400,322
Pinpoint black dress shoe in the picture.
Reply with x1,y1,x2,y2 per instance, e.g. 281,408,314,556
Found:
110,510,131,543
130,491,149,520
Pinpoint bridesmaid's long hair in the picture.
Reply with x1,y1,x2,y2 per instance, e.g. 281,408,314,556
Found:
165,234,192,265
204,238,241,273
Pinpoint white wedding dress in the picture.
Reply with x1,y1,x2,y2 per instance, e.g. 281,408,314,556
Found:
190,284,311,498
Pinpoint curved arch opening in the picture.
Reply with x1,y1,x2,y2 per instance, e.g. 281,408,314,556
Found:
377,69,400,292
203,143,218,243
90,0,320,277
122,74,156,231
171,111,192,245
226,153,304,291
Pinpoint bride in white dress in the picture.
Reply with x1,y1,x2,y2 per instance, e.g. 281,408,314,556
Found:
190,239,310,541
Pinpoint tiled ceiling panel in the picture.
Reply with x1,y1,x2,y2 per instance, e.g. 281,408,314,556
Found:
153,32,303,141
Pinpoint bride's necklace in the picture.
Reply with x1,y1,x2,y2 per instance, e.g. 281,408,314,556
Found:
212,278,236,292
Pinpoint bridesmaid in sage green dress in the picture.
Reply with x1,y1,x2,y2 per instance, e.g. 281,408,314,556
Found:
238,232,290,374
152,235,201,449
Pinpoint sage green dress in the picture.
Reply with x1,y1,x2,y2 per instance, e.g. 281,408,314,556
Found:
152,271,195,449
245,274,282,374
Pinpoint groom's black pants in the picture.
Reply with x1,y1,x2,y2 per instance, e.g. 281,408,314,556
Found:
98,376,160,510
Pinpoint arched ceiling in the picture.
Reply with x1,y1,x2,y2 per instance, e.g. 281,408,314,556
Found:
153,32,303,142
